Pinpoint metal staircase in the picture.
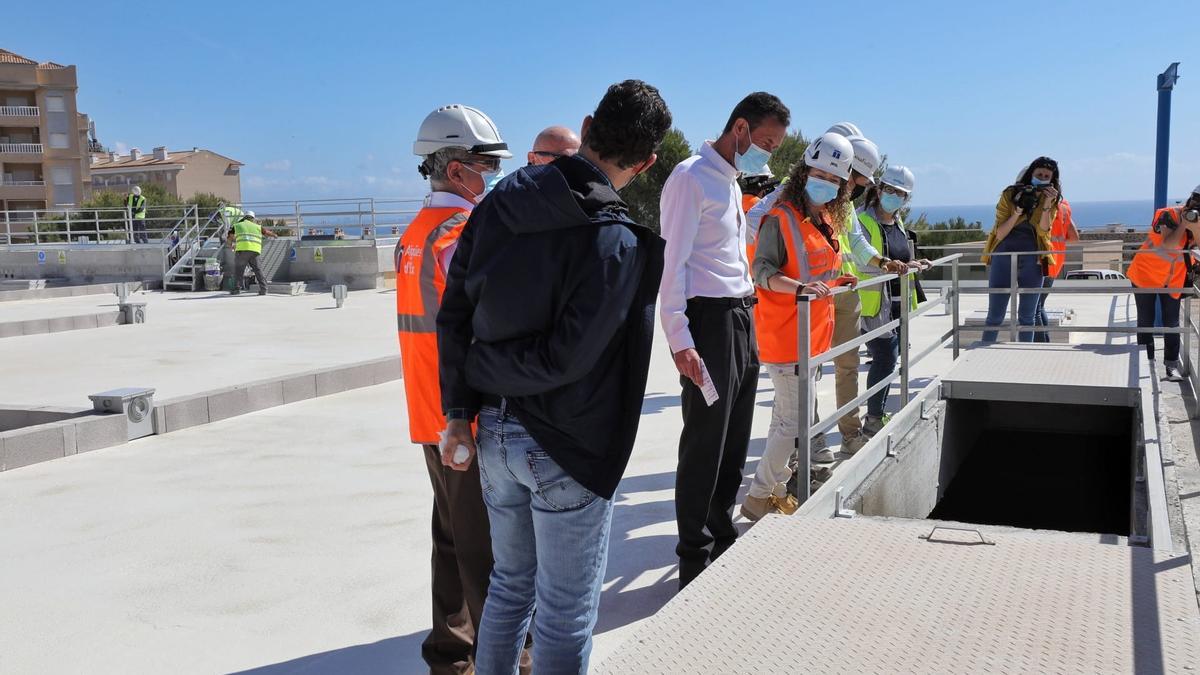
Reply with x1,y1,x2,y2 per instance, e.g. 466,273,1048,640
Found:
161,204,228,291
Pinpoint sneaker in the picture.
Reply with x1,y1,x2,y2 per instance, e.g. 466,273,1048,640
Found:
841,433,869,455
258,290,268,296
811,464,834,484
811,433,836,463
229,289,241,295
1164,361,1185,382
863,414,890,437
740,494,777,522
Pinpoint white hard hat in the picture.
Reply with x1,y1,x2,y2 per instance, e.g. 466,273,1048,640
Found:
413,104,512,159
1193,183,1200,196
804,132,855,181
245,210,255,218
880,165,915,193
825,122,862,138
131,186,141,196
845,135,881,181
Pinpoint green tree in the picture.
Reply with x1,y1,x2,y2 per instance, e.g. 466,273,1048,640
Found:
622,128,693,233
768,130,808,180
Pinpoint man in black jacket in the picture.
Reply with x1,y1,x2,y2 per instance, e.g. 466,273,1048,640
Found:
437,80,670,674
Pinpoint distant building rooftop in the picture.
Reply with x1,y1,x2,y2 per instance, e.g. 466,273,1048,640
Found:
0,48,67,69
91,148,243,171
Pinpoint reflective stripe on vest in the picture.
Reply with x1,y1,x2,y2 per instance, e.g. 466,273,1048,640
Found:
753,202,841,364
856,210,917,318
395,205,470,444
1127,208,1188,299
233,219,263,253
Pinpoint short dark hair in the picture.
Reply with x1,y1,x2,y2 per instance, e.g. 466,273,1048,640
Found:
583,80,673,169
722,92,790,134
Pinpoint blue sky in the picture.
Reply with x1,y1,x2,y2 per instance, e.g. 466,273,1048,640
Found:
7,0,1199,207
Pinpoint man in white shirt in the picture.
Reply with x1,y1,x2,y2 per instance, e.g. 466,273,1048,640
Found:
658,92,789,589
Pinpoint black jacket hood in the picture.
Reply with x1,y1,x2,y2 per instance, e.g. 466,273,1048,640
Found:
488,155,641,235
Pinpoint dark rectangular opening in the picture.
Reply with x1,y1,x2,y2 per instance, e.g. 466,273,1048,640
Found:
928,400,1134,536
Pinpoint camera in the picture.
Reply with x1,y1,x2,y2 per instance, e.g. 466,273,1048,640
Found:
739,174,781,199
1012,184,1042,214
1185,209,1200,224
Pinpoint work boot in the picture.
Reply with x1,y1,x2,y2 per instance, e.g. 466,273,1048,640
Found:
841,432,869,455
769,493,800,515
258,290,267,296
739,494,777,522
229,289,241,296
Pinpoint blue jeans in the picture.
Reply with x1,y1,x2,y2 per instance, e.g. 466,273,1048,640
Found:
982,253,1043,342
474,405,614,675
1033,276,1054,343
865,329,899,417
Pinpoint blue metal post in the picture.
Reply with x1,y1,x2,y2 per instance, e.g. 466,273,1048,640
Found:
1154,63,1180,210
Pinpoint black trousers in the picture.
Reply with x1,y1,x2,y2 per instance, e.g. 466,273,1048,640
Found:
132,219,147,244
234,250,266,292
674,300,759,588
1134,290,1182,362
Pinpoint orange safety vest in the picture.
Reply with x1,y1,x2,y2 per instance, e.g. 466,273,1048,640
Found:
743,193,762,263
1047,199,1072,278
1127,208,1190,299
753,202,842,364
396,205,470,444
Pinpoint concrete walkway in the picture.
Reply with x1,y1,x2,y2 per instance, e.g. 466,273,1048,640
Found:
0,288,1148,673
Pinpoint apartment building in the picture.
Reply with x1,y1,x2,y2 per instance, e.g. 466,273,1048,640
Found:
0,48,93,212
90,147,243,202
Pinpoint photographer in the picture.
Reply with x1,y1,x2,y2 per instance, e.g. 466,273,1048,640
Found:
855,166,931,436
981,157,1060,342
1126,184,1200,380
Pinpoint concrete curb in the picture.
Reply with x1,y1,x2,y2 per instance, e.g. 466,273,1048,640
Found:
0,356,401,472
0,281,147,303
152,356,401,435
0,311,122,338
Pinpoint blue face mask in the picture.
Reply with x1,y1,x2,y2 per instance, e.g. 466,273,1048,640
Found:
734,129,772,176
464,166,505,204
1030,176,1050,187
804,176,840,205
879,193,906,213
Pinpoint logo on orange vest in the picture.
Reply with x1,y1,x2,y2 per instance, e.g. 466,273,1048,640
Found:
401,244,422,276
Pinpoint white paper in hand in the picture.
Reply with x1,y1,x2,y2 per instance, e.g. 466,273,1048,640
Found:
452,444,471,465
698,359,719,407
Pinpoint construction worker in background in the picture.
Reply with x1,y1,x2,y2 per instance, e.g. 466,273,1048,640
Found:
397,104,529,675
1036,194,1080,342
856,165,932,436
127,186,147,244
1127,184,1200,381
230,211,277,295
526,125,581,165
742,132,859,520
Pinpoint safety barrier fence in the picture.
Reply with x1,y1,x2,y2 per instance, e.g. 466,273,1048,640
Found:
793,249,1200,504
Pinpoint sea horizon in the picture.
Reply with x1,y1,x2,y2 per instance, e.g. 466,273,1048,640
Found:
906,198,1192,230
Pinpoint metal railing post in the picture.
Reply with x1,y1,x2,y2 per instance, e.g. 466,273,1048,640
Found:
33,210,39,245
1008,253,1019,342
65,210,72,242
294,201,302,234
951,257,961,358
796,294,812,503
126,207,132,244
94,211,100,241
370,197,377,239
900,272,912,407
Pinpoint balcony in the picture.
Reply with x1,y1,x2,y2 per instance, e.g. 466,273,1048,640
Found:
0,106,39,117
1,179,44,186
0,143,43,154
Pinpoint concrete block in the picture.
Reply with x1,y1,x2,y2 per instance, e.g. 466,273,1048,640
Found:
0,322,20,338
62,423,78,456
97,312,120,328
282,374,317,404
20,319,49,335
71,314,100,330
245,380,285,413
47,316,74,334
206,386,250,423
1,425,66,471
373,356,402,384
314,368,351,397
74,414,127,453
153,406,166,435
161,396,210,433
